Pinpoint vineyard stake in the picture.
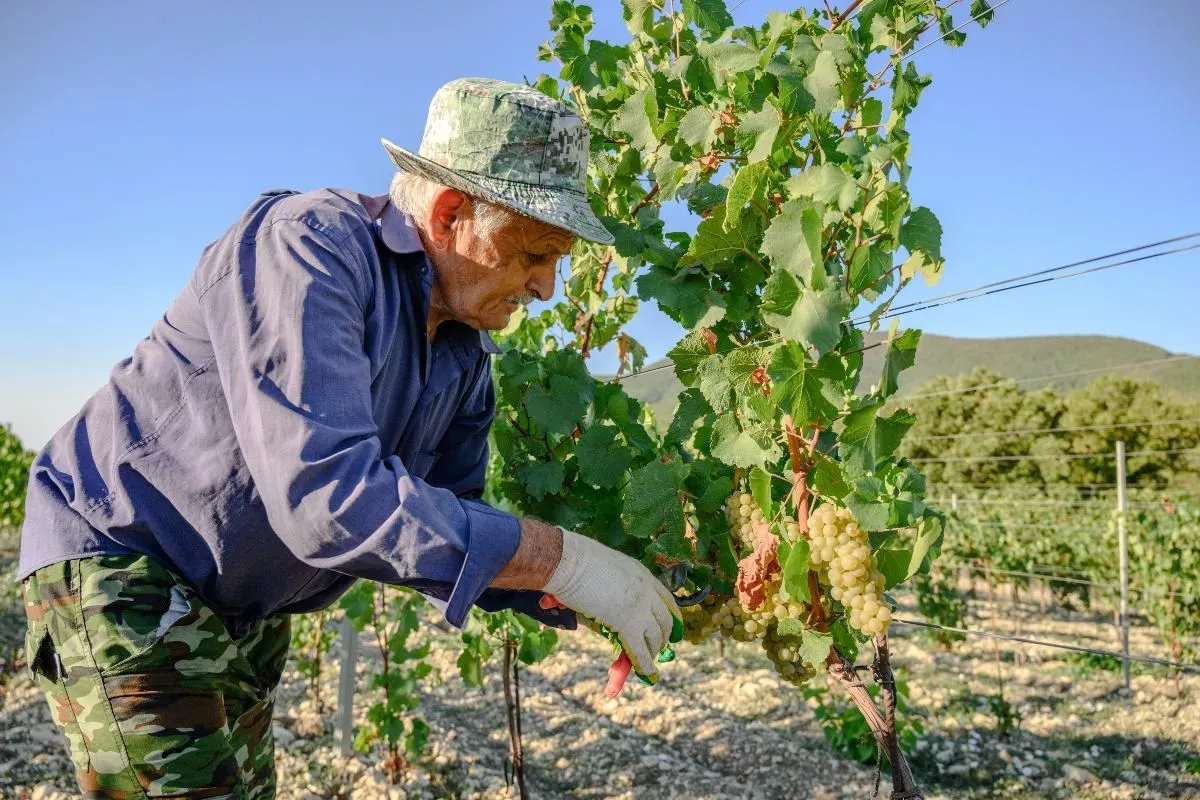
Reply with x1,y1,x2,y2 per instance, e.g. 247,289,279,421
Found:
1116,440,1131,691
336,614,357,757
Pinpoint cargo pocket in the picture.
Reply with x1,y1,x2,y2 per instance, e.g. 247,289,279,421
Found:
24,621,93,775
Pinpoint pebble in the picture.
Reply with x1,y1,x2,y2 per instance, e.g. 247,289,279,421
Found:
1063,764,1101,783
273,725,296,748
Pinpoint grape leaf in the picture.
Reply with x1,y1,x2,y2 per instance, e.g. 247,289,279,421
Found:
666,388,711,448
525,374,590,435
698,354,734,412
496,350,541,406
724,346,768,402
767,63,816,115
849,244,892,295
697,40,759,83
878,327,922,398
839,402,916,475
678,106,720,151
724,161,770,227
971,0,995,26
738,105,782,164
892,61,932,111
709,415,780,470
808,451,851,500
799,628,833,667
910,514,945,575
846,475,890,531
684,205,753,268
683,0,733,34
457,643,484,689
875,548,912,589
804,50,840,116
763,284,850,358
575,424,634,488
623,460,689,538
831,618,859,661
786,163,857,213
761,268,799,316
761,199,822,282
667,331,712,384
517,628,559,665
636,264,719,328
516,460,565,499
614,88,658,152
900,206,943,263
779,538,811,603
768,342,844,427
899,251,944,287
749,466,773,521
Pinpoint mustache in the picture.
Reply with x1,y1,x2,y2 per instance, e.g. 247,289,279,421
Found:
505,294,538,306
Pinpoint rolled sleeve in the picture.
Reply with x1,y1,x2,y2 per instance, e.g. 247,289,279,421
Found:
198,212,520,626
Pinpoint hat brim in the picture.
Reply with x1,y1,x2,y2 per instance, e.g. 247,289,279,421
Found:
382,139,615,246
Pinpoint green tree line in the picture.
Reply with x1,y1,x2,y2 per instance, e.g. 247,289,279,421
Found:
900,369,1200,491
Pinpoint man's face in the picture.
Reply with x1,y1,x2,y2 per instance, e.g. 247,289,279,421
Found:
434,200,575,331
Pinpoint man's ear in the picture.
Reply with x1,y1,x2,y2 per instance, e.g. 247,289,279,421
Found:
426,188,470,252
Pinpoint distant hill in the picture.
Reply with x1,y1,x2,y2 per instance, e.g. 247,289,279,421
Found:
612,334,1200,421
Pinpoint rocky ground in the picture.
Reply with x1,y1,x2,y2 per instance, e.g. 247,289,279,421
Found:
1,560,1198,799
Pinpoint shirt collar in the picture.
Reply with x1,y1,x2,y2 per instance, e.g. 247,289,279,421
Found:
376,198,425,255
370,196,500,356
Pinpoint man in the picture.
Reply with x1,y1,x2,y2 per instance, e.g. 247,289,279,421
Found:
19,78,680,798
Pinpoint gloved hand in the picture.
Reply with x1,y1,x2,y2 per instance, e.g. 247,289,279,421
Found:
543,527,682,681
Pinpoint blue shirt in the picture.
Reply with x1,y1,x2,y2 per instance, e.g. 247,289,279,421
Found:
19,188,571,634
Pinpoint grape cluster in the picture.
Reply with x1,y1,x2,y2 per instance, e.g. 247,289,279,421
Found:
809,505,892,637
724,491,801,549
678,568,816,683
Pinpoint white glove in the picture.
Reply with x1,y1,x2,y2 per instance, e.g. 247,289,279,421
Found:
544,527,681,678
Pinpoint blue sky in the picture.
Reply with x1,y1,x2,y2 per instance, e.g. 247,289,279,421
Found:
2,0,1197,448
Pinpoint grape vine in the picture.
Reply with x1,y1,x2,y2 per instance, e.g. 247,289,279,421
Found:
476,1,999,795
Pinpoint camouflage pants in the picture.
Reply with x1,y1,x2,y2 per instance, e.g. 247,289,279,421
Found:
23,554,291,799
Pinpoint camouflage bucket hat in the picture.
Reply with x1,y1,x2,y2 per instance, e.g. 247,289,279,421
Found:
382,78,614,245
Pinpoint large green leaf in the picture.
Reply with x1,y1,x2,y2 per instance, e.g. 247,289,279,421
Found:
709,415,780,470
698,40,760,83
900,206,943,263
760,199,822,282
738,105,782,164
614,88,658,152
575,424,634,488
667,330,711,384
878,327,922,398
767,63,816,115
525,374,590,435
763,284,850,358
804,50,841,116
786,163,857,213
623,460,689,538
637,264,719,328
684,205,753,268
849,244,892,295
768,342,844,427
678,106,720,151
683,0,733,34
516,460,565,499
698,354,735,412
725,161,771,227
839,403,917,475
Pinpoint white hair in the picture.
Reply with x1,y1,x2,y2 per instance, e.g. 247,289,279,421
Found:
389,171,519,241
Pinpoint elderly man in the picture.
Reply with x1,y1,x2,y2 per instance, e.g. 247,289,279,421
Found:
19,78,679,798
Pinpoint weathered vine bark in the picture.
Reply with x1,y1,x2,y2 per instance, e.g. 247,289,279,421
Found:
502,637,529,799
784,416,922,799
